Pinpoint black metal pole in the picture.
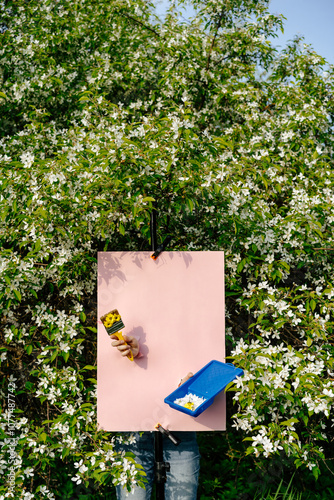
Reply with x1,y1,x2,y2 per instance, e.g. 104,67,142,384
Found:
150,203,158,253
154,430,169,500
150,204,166,500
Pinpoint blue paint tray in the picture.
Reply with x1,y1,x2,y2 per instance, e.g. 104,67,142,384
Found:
164,360,243,417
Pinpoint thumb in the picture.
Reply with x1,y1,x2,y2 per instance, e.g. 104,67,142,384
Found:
123,335,136,345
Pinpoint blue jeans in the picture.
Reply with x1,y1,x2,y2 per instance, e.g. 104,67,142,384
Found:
116,432,200,499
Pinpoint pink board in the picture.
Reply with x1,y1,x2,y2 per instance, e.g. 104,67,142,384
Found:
97,251,225,432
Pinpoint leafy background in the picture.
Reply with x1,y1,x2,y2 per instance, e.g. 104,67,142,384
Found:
0,0,334,498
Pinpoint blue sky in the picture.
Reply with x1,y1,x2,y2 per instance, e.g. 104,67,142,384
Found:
155,0,334,65
269,0,334,65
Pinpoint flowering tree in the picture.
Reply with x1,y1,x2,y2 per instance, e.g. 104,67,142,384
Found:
1,0,334,497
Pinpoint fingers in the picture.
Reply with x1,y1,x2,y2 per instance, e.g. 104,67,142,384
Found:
119,346,132,357
123,335,139,357
110,335,139,358
111,338,130,355
184,372,194,383
110,334,134,344
110,337,124,348
179,372,194,386
123,335,138,348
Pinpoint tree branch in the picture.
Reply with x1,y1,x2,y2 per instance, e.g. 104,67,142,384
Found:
117,10,161,38
206,9,226,71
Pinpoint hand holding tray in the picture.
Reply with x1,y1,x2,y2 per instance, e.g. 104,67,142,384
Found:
164,360,243,417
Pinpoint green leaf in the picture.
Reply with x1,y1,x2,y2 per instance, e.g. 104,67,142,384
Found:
50,350,58,362
80,312,86,322
280,418,299,426
25,345,33,355
25,381,34,391
237,259,246,273
13,289,21,302
34,239,42,252
93,198,109,205
225,291,241,297
62,352,70,362
36,208,48,220
313,467,319,480
186,198,194,212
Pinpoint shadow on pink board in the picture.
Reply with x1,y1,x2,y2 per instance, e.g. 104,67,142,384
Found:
97,251,225,432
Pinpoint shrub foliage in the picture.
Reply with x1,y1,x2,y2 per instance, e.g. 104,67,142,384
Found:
1,0,334,497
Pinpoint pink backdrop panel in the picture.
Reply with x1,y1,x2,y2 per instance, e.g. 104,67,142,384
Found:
97,251,225,432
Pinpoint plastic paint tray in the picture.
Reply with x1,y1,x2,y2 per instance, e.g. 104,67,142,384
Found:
164,360,244,417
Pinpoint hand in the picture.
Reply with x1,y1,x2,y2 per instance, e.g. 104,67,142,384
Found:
110,335,140,359
178,372,193,387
